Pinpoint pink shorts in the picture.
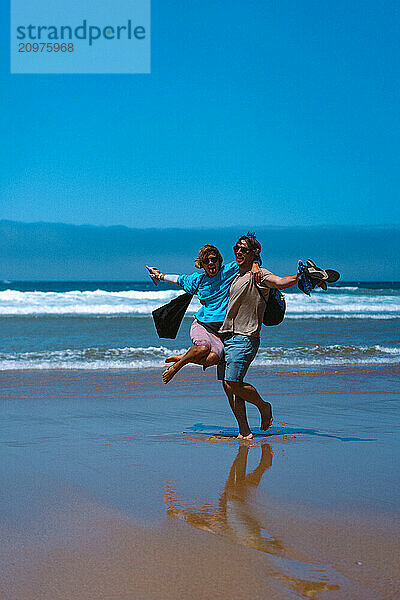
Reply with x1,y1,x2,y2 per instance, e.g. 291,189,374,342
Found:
190,320,224,359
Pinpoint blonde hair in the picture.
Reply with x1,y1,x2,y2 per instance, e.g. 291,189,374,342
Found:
195,244,223,269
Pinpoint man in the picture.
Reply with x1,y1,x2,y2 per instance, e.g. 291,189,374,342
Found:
218,233,299,439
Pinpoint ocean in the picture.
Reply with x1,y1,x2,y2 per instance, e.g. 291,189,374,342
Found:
0,280,399,371
2,281,400,600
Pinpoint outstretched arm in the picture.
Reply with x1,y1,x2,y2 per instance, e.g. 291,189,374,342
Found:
263,272,300,290
146,266,179,285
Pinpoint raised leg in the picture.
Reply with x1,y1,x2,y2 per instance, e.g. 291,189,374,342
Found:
201,351,220,370
227,381,273,430
163,345,209,384
165,350,220,372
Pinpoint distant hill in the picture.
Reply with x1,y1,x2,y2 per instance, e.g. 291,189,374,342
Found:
0,220,399,280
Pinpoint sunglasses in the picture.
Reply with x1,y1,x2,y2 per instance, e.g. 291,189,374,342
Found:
203,256,219,264
233,245,250,255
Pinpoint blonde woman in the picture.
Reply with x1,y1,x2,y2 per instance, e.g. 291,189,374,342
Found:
150,244,260,383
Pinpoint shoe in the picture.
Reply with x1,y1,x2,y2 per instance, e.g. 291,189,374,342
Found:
306,259,329,280
325,269,340,283
298,276,317,294
298,260,315,295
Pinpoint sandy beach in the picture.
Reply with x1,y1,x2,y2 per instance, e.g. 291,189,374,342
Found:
3,0,400,591
1,366,399,599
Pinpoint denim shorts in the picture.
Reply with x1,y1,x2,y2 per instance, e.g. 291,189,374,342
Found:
217,334,260,382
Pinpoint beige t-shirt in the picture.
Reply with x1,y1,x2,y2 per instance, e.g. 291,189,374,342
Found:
219,268,275,338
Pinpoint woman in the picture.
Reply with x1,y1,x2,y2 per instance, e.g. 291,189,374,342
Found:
149,244,260,383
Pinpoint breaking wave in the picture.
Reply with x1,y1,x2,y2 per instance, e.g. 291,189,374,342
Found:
0,288,399,319
0,343,399,370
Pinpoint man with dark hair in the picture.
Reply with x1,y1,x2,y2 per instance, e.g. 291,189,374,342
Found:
237,232,262,263
218,233,299,439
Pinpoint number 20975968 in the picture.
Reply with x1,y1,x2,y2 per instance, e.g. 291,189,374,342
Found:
18,43,74,52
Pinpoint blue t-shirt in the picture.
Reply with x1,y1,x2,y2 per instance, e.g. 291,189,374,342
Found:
177,261,239,323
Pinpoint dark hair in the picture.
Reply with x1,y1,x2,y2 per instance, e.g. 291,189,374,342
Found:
195,244,223,269
237,232,262,265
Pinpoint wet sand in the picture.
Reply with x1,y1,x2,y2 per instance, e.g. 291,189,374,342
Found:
1,366,399,599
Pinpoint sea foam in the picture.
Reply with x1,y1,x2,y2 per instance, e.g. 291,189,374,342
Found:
0,343,398,370
0,288,399,319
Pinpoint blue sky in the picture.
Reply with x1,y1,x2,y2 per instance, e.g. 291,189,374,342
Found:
1,0,399,228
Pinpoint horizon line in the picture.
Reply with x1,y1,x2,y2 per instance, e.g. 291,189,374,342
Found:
1,219,399,231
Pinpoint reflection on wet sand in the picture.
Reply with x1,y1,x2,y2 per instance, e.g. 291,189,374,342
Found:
165,443,340,600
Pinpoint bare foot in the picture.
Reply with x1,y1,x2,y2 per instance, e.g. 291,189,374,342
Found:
165,355,181,364
162,364,179,384
260,401,273,430
237,432,254,440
